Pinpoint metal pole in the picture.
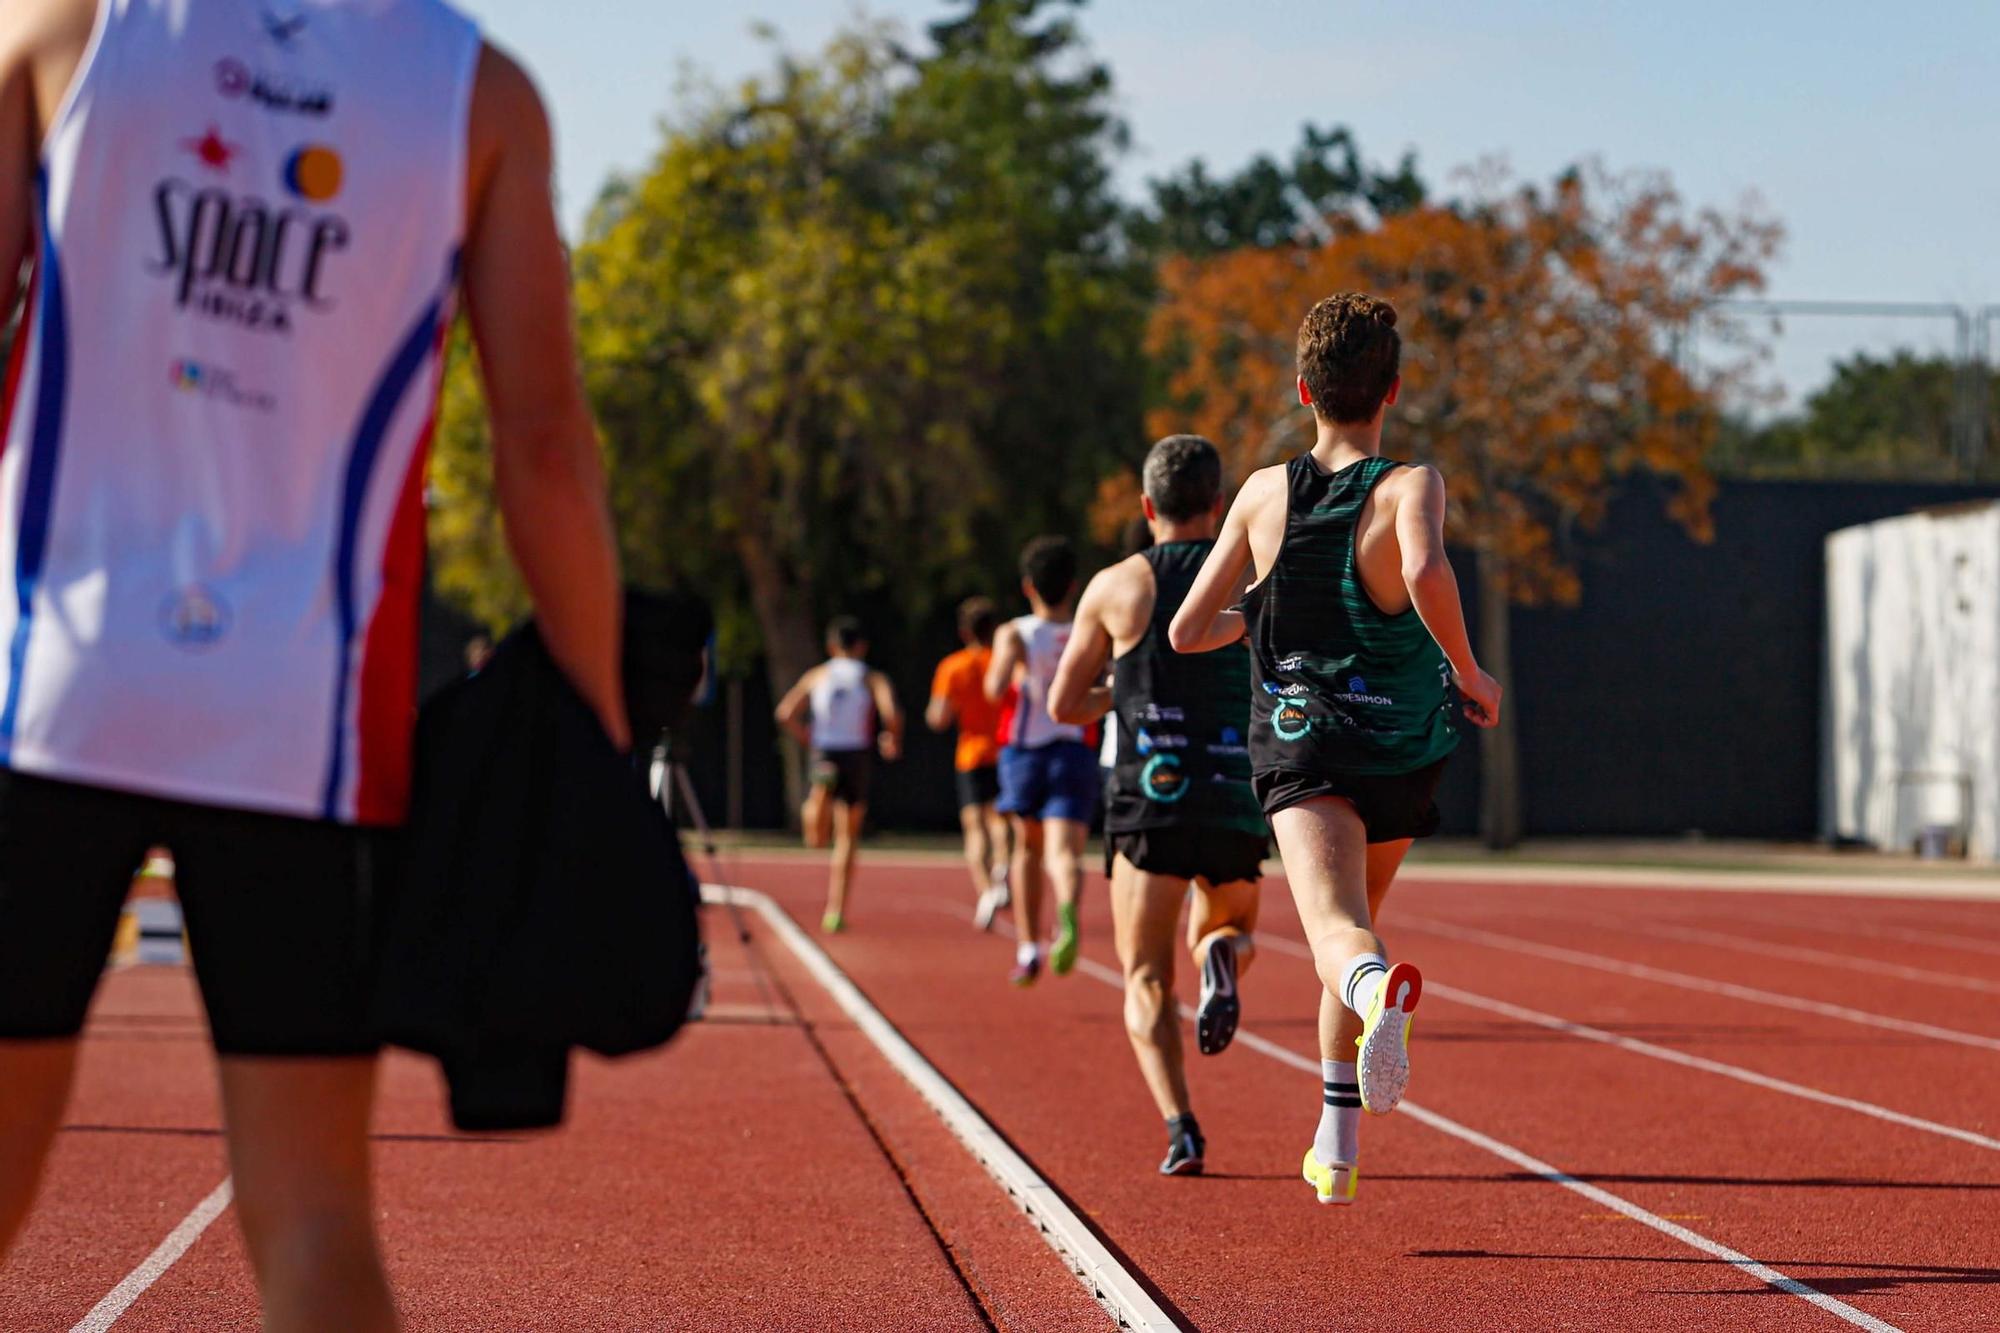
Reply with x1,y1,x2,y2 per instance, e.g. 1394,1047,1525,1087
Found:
726,675,744,830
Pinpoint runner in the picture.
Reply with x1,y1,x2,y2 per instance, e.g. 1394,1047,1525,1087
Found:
926,597,1013,929
1170,292,1501,1206
1049,435,1267,1177
776,618,902,933
985,536,1096,985
0,0,628,1322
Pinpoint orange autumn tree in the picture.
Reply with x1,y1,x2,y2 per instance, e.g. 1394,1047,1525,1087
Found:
1141,163,1781,846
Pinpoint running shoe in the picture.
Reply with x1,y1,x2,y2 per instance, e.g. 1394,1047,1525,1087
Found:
1160,1122,1206,1177
1049,902,1080,975
1354,960,1422,1114
1196,936,1240,1055
821,910,846,935
974,884,1010,931
1301,1148,1358,1205
1009,953,1042,987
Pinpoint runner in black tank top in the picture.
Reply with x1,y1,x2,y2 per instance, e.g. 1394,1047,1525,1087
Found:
1051,436,1269,1178
1168,292,1501,1207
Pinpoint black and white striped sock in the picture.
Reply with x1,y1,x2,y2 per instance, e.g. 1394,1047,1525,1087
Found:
1340,953,1388,1017
1314,1059,1361,1166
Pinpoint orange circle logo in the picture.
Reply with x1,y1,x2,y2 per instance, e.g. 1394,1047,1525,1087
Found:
284,145,344,202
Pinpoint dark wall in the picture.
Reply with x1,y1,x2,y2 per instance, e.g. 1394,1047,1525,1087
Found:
1433,477,2000,838
554,476,2000,840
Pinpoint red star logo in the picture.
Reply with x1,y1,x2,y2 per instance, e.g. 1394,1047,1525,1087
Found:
182,126,241,174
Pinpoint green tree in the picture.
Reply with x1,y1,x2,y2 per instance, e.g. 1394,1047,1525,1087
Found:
1716,350,1987,480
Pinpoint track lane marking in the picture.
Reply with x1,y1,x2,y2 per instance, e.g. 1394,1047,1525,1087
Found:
1247,934,2000,1153
1395,914,2000,1053
69,1178,233,1333
1722,910,2000,961
706,885,1173,1332
1472,905,2000,995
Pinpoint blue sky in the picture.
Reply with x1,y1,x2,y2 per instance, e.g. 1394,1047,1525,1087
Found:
457,0,2000,406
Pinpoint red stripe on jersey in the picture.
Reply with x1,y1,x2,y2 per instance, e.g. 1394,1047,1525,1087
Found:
0,266,41,461
351,339,446,824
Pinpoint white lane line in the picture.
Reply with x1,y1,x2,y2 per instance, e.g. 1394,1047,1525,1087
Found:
1725,911,2000,962
70,1178,233,1333
1251,934,2000,1154
1049,953,1899,1332
1396,915,2000,1053
1498,908,2000,995
705,885,1173,1333
1395,861,2000,901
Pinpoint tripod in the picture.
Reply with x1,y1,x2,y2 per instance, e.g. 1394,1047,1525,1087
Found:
650,734,767,1022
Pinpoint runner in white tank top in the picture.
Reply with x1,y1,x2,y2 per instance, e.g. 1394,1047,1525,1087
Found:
777,617,903,933
1004,614,1085,749
0,1,630,1317
3,0,478,824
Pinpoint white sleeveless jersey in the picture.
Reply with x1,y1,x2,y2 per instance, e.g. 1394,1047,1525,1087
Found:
0,0,480,824
1005,615,1084,749
809,658,874,752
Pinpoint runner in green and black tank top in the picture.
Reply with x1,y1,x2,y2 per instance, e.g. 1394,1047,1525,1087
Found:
1244,454,1459,784
1107,541,1266,841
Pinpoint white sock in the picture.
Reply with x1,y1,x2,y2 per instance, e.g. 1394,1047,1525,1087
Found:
1340,953,1388,1017
1314,1060,1360,1166
1016,941,1040,967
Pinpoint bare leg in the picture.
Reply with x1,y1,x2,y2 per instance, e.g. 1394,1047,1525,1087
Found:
800,781,832,850
1188,879,1260,977
957,803,991,902
1325,839,1411,1057
1270,799,1385,1059
984,805,1011,883
1009,817,1046,942
826,801,865,925
219,1056,397,1333
0,1040,78,1262
1109,858,1191,1120
1043,817,1087,913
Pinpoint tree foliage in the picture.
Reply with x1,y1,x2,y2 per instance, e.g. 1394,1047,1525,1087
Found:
1717,350,1993,481
428,1,1151,704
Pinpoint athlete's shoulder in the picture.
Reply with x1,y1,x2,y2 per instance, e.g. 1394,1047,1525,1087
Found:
0,0,93,70
1383,461,1446,501
467,37,550,185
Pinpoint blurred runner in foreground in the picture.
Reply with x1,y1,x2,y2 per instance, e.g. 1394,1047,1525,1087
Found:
0,0,626,1325
1050,435,1267,1178
776,617,901,933
926,596,1012,929
1172,293,1500,1206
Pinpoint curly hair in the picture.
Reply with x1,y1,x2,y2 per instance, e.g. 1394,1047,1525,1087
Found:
1296,292,1401,425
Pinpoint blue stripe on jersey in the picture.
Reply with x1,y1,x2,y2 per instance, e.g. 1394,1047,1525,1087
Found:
317,288,447,818
0,169,71,756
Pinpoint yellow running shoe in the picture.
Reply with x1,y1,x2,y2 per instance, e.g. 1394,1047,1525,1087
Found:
821,911,845,935
1355,960,1423,1115
1301,1148,1358,1205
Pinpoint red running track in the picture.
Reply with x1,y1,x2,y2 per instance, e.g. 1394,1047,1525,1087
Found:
3,852,1997,1330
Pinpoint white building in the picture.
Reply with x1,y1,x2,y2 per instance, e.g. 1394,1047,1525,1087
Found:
1824,501,2000,859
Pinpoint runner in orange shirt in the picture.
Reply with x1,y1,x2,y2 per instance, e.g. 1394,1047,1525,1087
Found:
927,598,1013,928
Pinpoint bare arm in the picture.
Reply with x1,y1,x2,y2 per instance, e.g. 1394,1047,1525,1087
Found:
924,692,955,732
1048,570,1116,726
0,0,95,315
774,667,819,748
463,45,628,748
868,671,903,761
1394,467,1500,727
1169,491,1258,654
983,623,1022,702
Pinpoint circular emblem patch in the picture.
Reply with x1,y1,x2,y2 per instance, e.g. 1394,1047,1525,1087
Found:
1272,700,1312,742
1140,753,1189,803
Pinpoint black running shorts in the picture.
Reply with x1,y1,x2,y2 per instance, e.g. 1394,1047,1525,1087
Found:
810,748,873,806
1107,826,1267,885
0,770,381,1055
1252,756,1450,844
954,764,999,810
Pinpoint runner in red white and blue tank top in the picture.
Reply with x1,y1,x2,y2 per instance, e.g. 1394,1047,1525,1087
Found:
985,534,1099,986
0,1,627,1316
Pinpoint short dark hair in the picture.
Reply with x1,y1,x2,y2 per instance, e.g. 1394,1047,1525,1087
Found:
1297,292,1400,424
1142,434,1223,522
957,596,998,646
1019,535,1077,606
826,615,866,652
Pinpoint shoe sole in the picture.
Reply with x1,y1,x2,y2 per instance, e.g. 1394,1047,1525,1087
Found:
1196,944,1239,1056
1160,1156,1205,1177
1356,961,1422,1115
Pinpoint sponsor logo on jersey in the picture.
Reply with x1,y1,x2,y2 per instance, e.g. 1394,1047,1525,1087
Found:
1140,753,1189,803
216,58,334,117
1330,689,1396,706
1261,680,1307,697
169,360,276,413
150,137,352,336
1276,653,1307,672
1137,703,1185,722
1134,729,1187,756
159,585,232,650
1272,700,1312,742
262,7,310,47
